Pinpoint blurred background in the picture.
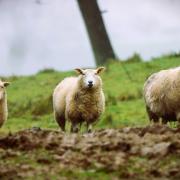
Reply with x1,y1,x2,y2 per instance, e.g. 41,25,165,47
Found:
0,0,180,76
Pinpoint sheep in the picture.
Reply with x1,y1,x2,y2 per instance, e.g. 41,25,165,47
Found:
53,67,105,133
143,67,180,126
0,80,10,128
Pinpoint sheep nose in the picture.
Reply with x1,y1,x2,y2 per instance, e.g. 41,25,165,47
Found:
88,81,93,87
88,81,93,84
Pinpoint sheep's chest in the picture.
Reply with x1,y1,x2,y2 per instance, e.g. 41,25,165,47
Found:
68,93,102,123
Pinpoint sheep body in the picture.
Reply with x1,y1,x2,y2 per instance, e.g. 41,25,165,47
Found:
144,67,180,124
53,68,105,132
0,80,9,128
0,97,8,127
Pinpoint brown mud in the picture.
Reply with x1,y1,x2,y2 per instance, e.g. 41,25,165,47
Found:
0,125,180,180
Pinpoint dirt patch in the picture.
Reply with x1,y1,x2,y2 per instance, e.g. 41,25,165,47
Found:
0,125,180,179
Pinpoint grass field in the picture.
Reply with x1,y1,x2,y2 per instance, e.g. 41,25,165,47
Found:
1,56,180,133
0,56,180,179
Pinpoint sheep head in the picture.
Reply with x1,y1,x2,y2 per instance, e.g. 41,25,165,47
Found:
75,67,105,90
0,80,10,100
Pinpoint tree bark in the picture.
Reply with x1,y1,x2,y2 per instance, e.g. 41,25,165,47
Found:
77,0,116,65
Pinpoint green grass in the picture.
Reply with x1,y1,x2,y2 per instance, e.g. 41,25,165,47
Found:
1,56,180,133
1,56,180,179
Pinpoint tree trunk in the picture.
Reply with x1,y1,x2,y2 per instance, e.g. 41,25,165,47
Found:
77,0,116,65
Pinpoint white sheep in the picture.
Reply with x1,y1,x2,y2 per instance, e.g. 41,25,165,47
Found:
143,67,180,125
53,67,105,133
0,80,10,128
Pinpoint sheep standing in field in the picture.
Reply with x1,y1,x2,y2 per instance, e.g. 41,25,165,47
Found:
53,67,105,133
0,80,10,128
143,67,180,125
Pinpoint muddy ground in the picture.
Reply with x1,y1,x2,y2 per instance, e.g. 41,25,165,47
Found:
0,125,180,180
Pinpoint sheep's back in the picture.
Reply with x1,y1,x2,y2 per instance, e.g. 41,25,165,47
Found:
53,77,78,113
144,67,180,115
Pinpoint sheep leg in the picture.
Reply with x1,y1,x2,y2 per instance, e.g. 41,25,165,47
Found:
146,106,159,124
162,118,168,125
79,122,82,131
0,118,4,128
54,112,66,131
176,112,180,128
86,123,92,133
70,122,79,133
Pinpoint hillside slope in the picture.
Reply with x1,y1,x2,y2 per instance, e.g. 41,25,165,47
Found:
1,57,180,132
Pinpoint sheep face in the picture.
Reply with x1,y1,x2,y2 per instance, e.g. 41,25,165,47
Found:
75,67,105,90
0,81,10,100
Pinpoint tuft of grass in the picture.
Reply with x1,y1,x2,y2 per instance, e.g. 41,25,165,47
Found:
125,52,143,63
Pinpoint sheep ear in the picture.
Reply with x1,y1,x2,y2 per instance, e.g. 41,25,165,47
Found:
96,67,105,74
3,82,10,87
75,68,84,75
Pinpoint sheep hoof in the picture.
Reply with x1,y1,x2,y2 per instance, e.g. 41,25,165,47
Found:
71,126,79,133
87,129,92,133
74,127,79,133
60,129,65,132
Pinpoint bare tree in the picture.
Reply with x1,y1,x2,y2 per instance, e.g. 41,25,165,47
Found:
77,0,116,65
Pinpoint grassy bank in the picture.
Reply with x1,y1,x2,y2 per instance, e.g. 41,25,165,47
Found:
1,56,180,133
